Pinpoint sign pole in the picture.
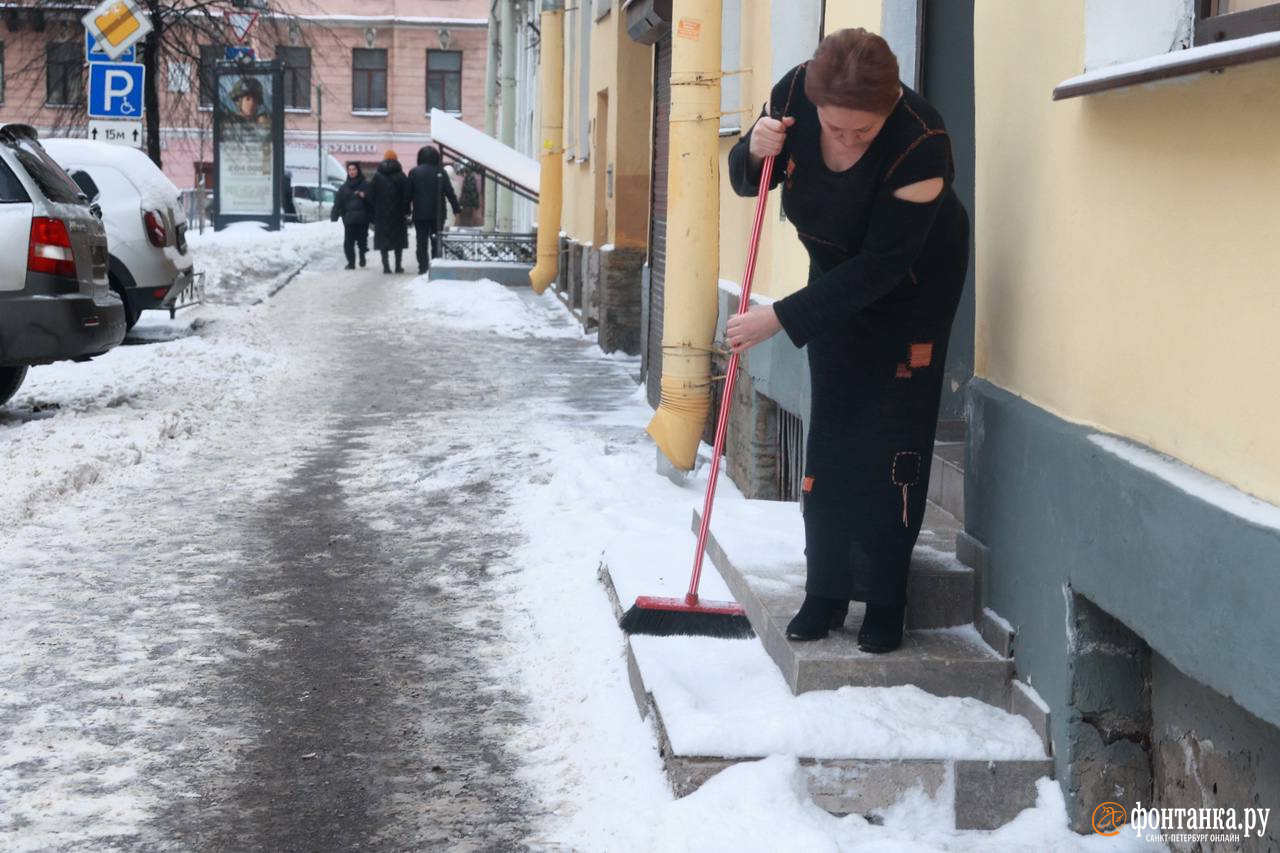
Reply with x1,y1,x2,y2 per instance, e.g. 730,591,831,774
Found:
317,84,323,219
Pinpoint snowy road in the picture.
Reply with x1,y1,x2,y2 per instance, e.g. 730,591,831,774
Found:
0,247,635,852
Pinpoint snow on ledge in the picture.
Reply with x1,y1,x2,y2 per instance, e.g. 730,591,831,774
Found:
1055,30,1280,98
718,278,777,306
1088,433,1280,533
429,109,540,195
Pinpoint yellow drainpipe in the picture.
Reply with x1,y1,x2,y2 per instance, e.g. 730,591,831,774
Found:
646,0,722,471
528,0,564,294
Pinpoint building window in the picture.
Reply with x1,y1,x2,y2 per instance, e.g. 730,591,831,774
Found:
199,45,226,107
426,50,461,112
353,48,387,112
46,42,83,107
278,45,311,110
1195,0,1280,43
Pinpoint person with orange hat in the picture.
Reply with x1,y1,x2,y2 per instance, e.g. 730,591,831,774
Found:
368,149,410,273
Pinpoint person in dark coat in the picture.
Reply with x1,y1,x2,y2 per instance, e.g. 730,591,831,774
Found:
368,150,410,273
281,171,298,223
408,145,461,275
330,161,371,269
725,29,970,654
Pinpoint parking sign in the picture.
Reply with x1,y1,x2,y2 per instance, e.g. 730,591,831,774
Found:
88,62,145,119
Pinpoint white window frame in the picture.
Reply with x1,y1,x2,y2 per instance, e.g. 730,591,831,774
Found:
720,0,742,135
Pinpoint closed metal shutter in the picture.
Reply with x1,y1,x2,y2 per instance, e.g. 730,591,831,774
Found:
645,34,671,409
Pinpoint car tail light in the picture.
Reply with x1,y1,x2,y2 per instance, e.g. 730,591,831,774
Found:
28,217,77,279
143,210,167,247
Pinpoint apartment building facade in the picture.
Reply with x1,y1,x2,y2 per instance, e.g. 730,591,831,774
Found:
0,0,490,189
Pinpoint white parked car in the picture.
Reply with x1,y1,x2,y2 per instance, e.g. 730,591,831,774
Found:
42,139,199,330
290,182,337,223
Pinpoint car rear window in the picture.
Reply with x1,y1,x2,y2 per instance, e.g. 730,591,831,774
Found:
12,138,84,205
0,159,30,203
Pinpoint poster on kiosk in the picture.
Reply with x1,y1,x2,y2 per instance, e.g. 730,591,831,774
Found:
213,59,284,230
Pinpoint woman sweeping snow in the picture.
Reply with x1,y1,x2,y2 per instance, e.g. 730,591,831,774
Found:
725,28,970,653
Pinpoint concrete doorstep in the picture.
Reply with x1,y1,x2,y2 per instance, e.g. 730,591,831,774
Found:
600,491,1055,830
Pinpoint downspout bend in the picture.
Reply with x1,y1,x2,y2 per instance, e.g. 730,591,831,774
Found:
645,0,723,470
529,0,564,294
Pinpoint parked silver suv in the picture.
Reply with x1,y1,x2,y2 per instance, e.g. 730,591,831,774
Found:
0,124,125,406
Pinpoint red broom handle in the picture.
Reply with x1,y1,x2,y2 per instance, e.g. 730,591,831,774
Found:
686,154,776,603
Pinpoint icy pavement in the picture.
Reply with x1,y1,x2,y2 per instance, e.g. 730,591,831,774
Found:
0,224,1166,851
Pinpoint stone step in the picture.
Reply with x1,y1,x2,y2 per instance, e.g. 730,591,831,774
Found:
929,440,966,522
598,561,1052,831
693,499,1011,706
694,498,977,632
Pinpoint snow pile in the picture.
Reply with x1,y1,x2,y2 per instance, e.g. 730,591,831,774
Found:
187,220,341,304
404,276,583,339
652,757,1161,852
0,328,277,550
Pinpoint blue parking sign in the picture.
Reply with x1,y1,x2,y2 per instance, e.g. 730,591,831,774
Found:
88,62,145,119
86,30,135,63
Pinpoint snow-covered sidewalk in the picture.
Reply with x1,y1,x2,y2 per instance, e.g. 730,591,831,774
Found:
0,219,1167,851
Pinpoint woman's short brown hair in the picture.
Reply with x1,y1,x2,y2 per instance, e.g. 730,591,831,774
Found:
804,28,901,115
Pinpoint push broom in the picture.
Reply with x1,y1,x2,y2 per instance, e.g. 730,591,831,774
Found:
620,153,777,639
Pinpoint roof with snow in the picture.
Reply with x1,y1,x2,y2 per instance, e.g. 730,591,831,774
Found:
429,109,540,198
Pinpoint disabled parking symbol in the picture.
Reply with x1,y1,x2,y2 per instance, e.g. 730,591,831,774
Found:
88,61,145,119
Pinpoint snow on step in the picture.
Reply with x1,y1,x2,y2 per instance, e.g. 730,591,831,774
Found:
628,633,1046,762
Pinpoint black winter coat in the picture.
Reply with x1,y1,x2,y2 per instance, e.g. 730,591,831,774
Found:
369,159,410,250
330,175,371,227
408,163,460,224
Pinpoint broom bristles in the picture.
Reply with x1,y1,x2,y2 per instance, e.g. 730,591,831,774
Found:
619,603,755,639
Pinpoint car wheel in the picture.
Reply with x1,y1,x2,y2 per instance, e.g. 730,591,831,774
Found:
0,365,28,407
110,274,140,331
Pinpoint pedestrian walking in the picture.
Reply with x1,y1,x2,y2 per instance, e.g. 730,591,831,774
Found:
330,161,371,269
725,28,970,653
408,146,461,275
369,150,410,274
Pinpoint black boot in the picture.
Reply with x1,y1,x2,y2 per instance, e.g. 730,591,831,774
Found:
857,603,905,654
394,250,404,274
382,251,392,274
344,261,355,270
359,251,367,268
786,594,847,642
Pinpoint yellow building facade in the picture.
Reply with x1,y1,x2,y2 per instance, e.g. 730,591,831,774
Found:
541,0,1280,835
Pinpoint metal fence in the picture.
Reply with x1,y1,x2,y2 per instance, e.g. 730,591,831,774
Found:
439,231,537,264
777,407,806,503
179,188,214,234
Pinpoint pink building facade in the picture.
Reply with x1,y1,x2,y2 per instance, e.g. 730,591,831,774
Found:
0,0,490,190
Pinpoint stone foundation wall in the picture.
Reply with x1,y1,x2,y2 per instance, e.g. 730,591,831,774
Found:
597,247,645,355
1065,594,1153,833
